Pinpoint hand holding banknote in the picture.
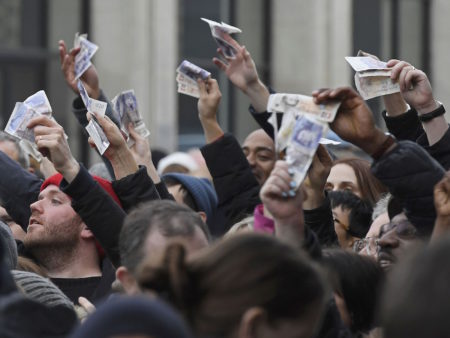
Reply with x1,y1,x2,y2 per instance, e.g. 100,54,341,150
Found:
27,115,80,182
358,51,408,116
259,160,305,245
388,59,439,115
302,144,332,210
197,78,225,143
213,34,270,112
59,40,100,99
313,87,388,155
87,112,138,179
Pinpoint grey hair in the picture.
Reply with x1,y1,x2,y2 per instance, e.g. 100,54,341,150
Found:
371,193,391,221
0,132,29,169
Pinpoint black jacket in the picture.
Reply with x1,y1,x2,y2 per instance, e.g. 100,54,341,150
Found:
383,107,450,170
200,133,261,234
372,140,445,236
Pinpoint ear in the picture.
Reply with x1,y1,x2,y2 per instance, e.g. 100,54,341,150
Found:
197,211,207,223
80,224,95,240
237,307,267,338
116,266,140,295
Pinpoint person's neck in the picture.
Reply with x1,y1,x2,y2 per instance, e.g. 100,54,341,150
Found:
33,243,102,279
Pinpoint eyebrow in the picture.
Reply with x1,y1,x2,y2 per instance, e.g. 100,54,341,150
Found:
338,181,357,186
38,189,64,201
242,146,274,153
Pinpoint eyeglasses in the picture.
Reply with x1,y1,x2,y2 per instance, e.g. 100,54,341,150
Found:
353,236,377,255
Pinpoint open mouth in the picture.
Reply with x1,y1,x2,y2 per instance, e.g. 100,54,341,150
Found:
377,251,395,269
28,218,43,228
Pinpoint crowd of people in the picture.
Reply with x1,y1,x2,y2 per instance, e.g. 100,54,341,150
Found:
1,28,450,338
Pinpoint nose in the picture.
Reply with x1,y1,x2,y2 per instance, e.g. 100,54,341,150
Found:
30,199,43,215
246,152,256,167
377,229,399,249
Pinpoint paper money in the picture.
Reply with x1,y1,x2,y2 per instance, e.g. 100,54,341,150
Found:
19,139,42,163
267,93,340,123
5,103,39,143
358,69,392,78
201,18,242,58
85,117,110,155
77,80,107,117
286,115,328,189
354,73,400,100
177,82,200,98
23,90,52,115
74,33,98,80
111,90,150,141
175,60,210,98
177,60,211,81
4,91,53,143
345,56,388,72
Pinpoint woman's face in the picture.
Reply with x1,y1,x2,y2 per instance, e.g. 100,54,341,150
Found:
325,163,361,197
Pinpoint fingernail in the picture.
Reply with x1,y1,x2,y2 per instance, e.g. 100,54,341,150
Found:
288,190,296,197
289,180,296,188
281,192,288,198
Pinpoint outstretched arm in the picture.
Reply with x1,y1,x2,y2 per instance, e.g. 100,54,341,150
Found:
213,35,270,113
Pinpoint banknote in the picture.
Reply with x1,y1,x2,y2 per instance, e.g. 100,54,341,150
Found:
176,73,197,86
77,80,107,116
74,32,87,49
177,60,211,81
5,90,53,143
74,33,98,79
345,56,388,72
85,117,110,155
5,103,39,143
267,93,341,123
19,139,42,162
23,90,52,115
111,90,150,140
358,69,392,78
201,18,242,58
177,82,200,98
354,73,400,100
286,115,328,189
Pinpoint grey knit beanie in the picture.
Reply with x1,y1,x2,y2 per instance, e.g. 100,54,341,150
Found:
11,270,74,309
0,220,17,270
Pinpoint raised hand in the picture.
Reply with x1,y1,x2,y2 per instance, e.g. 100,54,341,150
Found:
87,113,138,179
260,160,305,245
27,115,79,182
313,87,388,156
128,123,160,183
197,78,222,121
59,40,100,99
197,78,224,143
303,145,333,209
212,35,269,112
388,59,438,115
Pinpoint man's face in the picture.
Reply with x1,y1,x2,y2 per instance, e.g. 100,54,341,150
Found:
23,185,83,250
376,213,420,270
242,130,275,185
